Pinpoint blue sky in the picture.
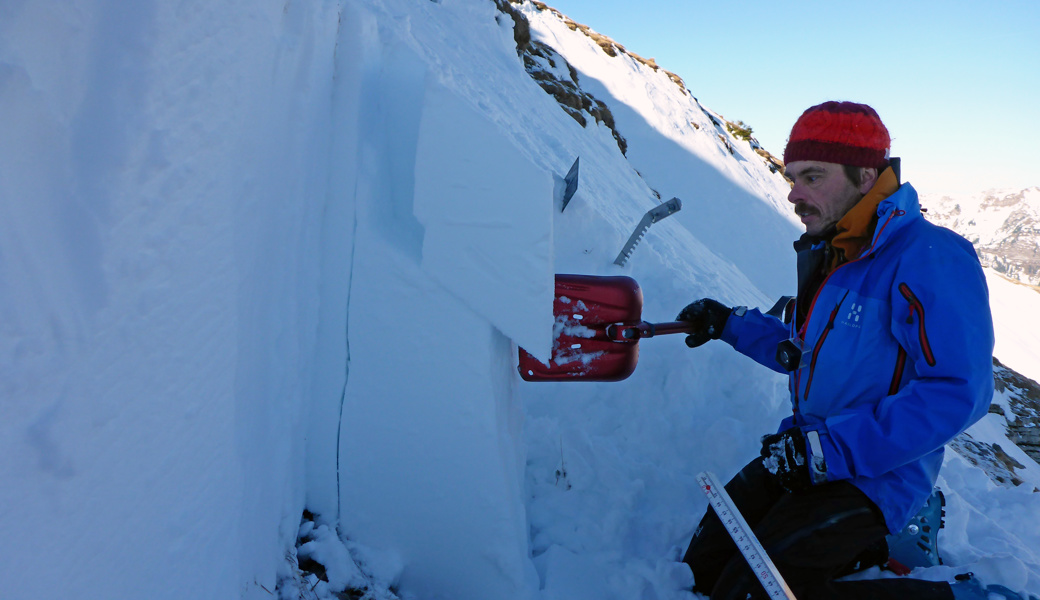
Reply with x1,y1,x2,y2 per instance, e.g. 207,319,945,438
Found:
539,0,1039,196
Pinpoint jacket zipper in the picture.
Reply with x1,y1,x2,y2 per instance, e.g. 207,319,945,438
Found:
796,209,901,341
791,264,843,416
791,208,905,413
803,291,849,401
898,283,937,367
888,345,907,395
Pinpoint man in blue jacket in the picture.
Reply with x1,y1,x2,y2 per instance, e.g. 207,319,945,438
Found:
678,102,1000,600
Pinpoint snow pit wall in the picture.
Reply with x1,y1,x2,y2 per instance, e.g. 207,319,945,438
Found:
0,1,343,598
334,27,552,600
1,1,552,599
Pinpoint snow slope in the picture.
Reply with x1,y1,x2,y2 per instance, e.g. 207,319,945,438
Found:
518,4,1040,600
520,1,800,300
1,1,1038,599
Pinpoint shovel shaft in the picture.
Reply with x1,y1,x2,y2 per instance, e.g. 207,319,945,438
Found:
646,321,697,337
607,321,696,341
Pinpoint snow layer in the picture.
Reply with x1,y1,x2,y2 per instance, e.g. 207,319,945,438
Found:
336,55,550,600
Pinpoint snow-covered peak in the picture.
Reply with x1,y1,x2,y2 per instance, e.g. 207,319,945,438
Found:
923,187,1040,285
923,187,1040,245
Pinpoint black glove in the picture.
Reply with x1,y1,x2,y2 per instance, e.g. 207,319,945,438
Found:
760,427,813,493
675,299,731,348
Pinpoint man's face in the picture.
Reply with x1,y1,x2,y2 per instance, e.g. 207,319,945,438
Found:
785,161,870,237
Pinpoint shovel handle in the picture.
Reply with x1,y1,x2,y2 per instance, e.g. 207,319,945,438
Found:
606,321,696,341
647,321,698,337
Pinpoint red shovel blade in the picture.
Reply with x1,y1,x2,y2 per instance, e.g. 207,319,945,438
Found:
518,274,643,382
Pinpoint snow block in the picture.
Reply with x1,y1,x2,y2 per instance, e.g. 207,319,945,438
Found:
339,251,538,600
336,54,542,600
413,80,555,362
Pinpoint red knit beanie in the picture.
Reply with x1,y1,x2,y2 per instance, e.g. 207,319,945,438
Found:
783,101,891,169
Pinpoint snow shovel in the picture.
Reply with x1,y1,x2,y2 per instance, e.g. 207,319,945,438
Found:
517,274,695,382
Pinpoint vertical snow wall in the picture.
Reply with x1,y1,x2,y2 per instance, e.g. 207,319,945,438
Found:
317,3,553,599
1,2,343,598
1,1,551,599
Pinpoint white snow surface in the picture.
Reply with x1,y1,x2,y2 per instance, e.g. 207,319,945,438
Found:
987,270,1040,385
1,1,1038,600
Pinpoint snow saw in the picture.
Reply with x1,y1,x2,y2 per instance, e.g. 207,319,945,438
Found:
518,274,695,382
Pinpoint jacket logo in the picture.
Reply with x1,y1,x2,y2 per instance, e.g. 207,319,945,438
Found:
842,303,864,329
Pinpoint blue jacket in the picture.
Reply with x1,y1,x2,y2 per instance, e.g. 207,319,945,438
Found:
721,181,994,533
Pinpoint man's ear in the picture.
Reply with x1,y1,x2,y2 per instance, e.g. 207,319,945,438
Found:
858,167,878,194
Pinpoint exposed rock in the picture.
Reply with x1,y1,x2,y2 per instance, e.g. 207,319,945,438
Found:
993,356,1040,464
495,1,628,155
949,434,1026,488
948,357,1040,490
504,1,791,176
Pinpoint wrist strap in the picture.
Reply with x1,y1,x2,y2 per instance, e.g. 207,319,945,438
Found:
805,430,828,484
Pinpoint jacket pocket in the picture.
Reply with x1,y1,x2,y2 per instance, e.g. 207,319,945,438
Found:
899,283,937,367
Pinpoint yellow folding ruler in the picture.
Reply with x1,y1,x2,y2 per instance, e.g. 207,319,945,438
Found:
696,471,798,600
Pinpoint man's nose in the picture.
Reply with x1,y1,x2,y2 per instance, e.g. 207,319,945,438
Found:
787,184,802,204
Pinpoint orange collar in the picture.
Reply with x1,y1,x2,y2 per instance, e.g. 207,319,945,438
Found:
831,167,900,264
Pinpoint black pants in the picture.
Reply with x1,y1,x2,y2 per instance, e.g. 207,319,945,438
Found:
683,458,955,600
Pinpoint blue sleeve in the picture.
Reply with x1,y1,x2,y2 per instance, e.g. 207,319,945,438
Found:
720,308,789,374
815,236,994,481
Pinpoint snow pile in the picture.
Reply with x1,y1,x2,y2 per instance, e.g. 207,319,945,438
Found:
2,1,1039,600
279,512,403,600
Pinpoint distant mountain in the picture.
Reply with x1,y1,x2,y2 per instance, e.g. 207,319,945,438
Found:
921,187,1040,286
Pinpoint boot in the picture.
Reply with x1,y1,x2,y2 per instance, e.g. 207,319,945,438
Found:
886,488,944,571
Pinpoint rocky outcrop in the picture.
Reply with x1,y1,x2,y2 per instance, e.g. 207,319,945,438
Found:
495,0,787,176
992,356,1040,464
949,358,1040,490
527,1,689,95
494,0,628,155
